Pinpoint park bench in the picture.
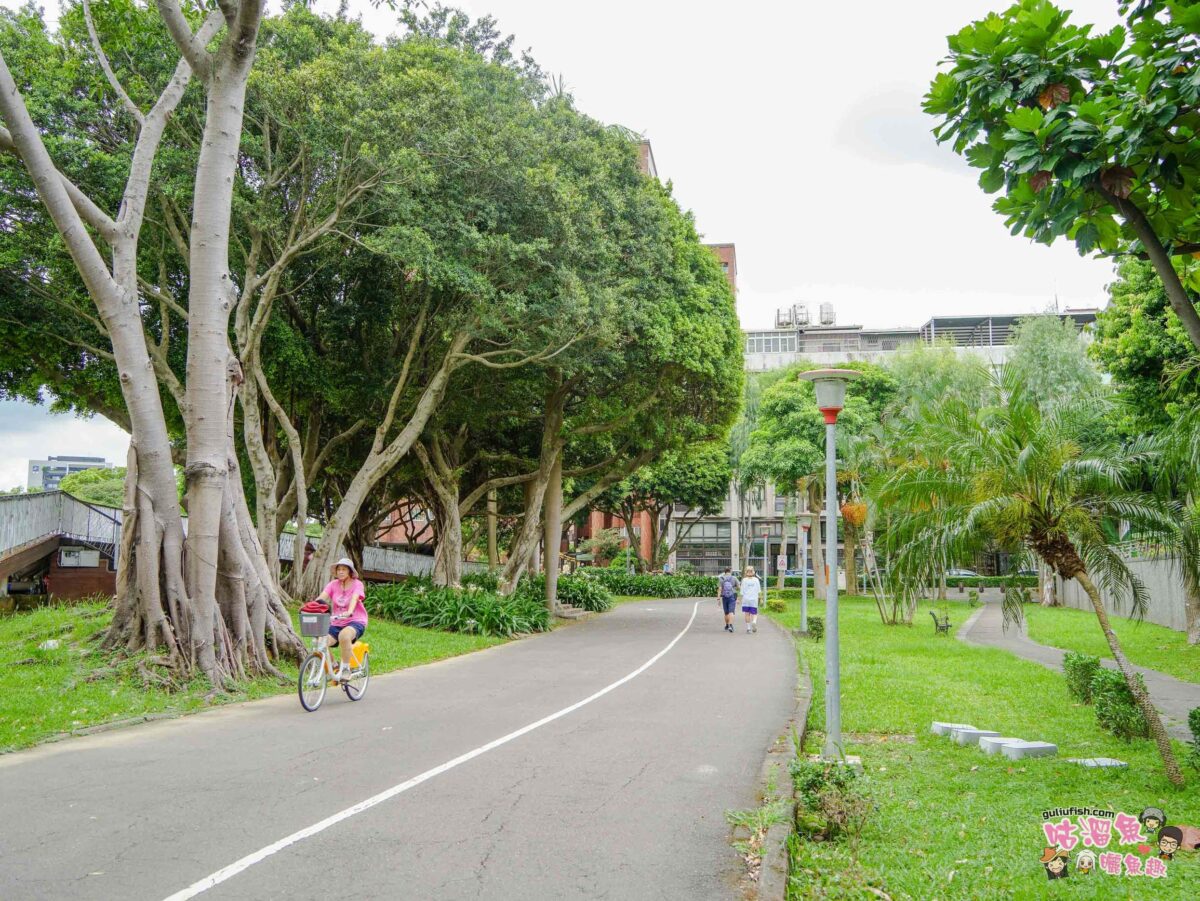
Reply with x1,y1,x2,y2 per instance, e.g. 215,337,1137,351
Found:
929,610,951,636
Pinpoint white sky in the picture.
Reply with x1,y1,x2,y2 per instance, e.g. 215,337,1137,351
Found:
0,0,1124,486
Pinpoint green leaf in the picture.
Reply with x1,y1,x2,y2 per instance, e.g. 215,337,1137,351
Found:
924,73,959,115
1074,221,1100,254
979,168,1006,194
1076,101,1107,125
1006,107,1045,133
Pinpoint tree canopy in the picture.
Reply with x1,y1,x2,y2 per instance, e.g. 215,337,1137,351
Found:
925,0,1200,354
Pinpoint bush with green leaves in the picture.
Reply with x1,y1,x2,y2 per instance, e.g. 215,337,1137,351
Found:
367,579,550,637
461,571,500,592
946,575,1037,589
514,574,614,612
805,616,824,640
790,758,860,807
766,597,786,614
1091,668,1149,740
583,569,717,598
1062,651,1102,703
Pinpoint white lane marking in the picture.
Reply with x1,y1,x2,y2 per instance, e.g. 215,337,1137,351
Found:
163,601,700,901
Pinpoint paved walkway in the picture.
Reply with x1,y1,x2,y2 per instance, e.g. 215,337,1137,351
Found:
0,598,795,901
960,601,1199,741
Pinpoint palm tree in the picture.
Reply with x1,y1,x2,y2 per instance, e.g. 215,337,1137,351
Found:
879,368,1189,786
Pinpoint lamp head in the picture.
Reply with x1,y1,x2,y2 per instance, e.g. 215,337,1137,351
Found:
798,368,861,423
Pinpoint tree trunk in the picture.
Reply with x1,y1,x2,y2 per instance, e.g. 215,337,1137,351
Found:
415,440,464,589
1101,187,1200,354
0,12,300,685
487,489,499,571
432,507,464,588
1074,570,1183,787
543,453,563,613
1186,583,1200,647
498,386,567,594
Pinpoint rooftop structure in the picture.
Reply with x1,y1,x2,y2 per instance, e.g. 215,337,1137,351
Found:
27,456,112,491
742,305,1099,371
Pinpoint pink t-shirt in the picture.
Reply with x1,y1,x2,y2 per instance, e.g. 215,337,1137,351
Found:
324,578,368,628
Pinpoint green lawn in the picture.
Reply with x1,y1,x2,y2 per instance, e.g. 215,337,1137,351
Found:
1024,604,1200,685
0,602,504,753
768,596,1199,900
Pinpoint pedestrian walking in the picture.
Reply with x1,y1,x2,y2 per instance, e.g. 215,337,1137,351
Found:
740,566,762,633
716,566,740,633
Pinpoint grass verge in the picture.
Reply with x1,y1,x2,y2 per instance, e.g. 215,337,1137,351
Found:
1024,604,1200,685
0,602,503,753
767,596,1199,900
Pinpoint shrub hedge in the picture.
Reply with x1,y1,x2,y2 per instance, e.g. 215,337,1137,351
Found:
516,574,614,612
805,615,824,640
1062,651,1102,703
367,579,550,637
1091,668,1150,740
582,569,717,598
946,576,1037,589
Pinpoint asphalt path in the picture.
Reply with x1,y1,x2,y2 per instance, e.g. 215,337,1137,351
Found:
0,598,796,901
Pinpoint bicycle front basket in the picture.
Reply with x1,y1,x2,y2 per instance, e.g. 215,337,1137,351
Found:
300,612,331,637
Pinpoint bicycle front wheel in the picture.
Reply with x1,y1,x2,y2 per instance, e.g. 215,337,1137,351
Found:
298,653,327,712
343,653,369,701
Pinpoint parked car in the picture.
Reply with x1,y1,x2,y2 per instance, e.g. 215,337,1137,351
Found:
944,568,979,578
1012,568,1038,577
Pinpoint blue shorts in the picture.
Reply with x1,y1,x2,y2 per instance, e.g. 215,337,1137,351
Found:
721,595,736,615
328,622,365,642
742,605,758,615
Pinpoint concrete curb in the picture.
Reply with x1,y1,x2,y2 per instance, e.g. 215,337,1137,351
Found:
739,630,814,900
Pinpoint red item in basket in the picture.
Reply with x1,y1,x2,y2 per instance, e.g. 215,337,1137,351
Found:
300,600,330,613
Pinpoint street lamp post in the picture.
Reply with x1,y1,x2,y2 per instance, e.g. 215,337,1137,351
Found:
799,368,860,761
762,530,770,608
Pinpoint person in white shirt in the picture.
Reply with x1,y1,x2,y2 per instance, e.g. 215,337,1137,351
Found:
740,566,762,633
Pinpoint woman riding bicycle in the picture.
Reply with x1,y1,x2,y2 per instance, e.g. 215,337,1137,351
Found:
314,557,368,683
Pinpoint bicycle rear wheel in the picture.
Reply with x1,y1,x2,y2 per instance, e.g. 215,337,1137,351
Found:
298,653,327,712
343,653,369,701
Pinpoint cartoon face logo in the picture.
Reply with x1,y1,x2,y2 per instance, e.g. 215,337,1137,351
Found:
1074,850,1095,875
1139,807,1166,834
1158,826,1183,860
1040,847,1070,879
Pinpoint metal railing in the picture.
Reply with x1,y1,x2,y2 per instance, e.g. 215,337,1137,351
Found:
3,491,481,578
0,491,123,566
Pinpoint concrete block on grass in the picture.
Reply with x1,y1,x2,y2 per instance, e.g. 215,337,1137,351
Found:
952,728,1001,746
1000,740,1057,761
979,736,1025,755
1064,757,1128,769
931,722,975,737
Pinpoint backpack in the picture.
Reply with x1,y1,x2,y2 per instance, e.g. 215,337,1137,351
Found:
719,574,737,598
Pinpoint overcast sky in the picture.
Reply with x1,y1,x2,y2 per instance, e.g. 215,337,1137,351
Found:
0,0,1125,488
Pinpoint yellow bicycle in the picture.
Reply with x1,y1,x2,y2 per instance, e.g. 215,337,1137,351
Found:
297,610,370,712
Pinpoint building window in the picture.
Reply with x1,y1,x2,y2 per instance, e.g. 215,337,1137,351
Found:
882,340,898,351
